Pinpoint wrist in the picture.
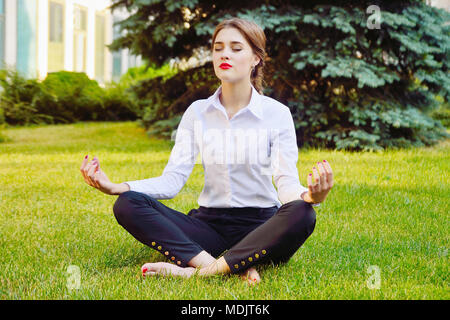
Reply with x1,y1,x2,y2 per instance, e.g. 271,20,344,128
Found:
301,191,313,203
301,191,321,207
111,183,130,195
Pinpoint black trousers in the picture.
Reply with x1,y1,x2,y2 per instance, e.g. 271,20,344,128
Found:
113,191,316,274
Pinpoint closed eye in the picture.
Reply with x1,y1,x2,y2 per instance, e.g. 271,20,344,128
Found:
214,48,242,52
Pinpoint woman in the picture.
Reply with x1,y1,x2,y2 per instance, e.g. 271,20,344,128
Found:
80,18,333,285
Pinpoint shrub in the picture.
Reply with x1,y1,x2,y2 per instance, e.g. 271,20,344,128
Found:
0,69,140,125
36,71,105,122
101,82,139,121
0,68,53,125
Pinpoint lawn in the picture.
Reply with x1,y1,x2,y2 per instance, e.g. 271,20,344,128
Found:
0,121,448,299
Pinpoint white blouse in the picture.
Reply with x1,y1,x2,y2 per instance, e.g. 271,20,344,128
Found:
125,84,309,209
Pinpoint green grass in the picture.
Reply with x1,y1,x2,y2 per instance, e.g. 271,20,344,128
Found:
0,121,448,300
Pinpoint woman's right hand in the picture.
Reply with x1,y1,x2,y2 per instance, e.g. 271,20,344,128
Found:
80,155,125,195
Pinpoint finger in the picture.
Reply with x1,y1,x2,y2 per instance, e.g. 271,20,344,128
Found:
80,154,89,170
83,159,94,174
316,162,329,189
87,162,97,179
312,166,321,187
322,160,333,187
91,157,100,173
307,173,316,193
93,158,103,188
312,166,325,192
83,161,94,182
321,160,332,189
82,161,95,186
93,168,102,189
87,163,98,187
80,155,89,179
316,162,328,183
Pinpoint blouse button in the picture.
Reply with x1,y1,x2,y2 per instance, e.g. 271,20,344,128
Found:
234,264,239,269
151,242,156,246
248,257,253,262
177,261,181,265
255,254,259,259
164,251,169,256
241,261,245,266
262,250,266,255
157,246,162,250
171,256,175,261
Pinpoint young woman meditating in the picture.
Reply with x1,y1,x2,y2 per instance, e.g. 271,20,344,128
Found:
80,17,333,285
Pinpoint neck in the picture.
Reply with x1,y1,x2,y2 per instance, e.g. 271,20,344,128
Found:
219,80,252,112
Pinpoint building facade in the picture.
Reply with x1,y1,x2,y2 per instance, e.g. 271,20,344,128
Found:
427,0,450,11
0,0,143,85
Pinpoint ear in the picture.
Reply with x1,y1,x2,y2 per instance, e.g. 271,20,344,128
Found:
254,56,261,67
252,53,261,67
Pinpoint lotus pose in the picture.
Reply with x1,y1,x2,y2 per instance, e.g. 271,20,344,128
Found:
80,18,333,285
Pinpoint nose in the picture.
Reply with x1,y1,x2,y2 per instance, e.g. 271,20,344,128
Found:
219,47,231,60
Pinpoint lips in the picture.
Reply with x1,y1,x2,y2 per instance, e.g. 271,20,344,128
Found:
219,63,232,69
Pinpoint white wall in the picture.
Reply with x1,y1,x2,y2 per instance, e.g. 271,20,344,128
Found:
37,0,48,80
4,0,17,69
64,0,73,71
428,0,450,11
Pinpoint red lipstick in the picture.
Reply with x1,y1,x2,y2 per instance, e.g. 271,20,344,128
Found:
219,63,232,69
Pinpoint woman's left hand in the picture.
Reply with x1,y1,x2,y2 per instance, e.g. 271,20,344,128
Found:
302,160,334,204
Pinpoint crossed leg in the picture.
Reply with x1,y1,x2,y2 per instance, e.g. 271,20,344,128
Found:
140,199,316,284
113,191,262,284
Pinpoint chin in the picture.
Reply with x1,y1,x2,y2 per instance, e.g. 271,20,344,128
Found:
216,75,246,85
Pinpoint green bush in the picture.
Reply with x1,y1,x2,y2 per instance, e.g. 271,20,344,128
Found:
104,62,178,122
0,69,139,125
0,68,53,125
34,71,104,122
101,82,139,121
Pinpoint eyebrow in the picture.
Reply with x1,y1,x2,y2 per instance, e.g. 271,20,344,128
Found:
214,41,244,45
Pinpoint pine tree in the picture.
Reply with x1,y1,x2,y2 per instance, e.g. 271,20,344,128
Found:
109,0,450,150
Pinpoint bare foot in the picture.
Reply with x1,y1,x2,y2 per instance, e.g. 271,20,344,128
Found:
141,262,196,278
240,267,261,285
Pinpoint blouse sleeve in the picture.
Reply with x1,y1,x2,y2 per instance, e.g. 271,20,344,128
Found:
124,105,199,199
271,108,309,205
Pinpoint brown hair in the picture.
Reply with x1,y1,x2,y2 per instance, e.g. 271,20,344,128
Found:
211,17,267,94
